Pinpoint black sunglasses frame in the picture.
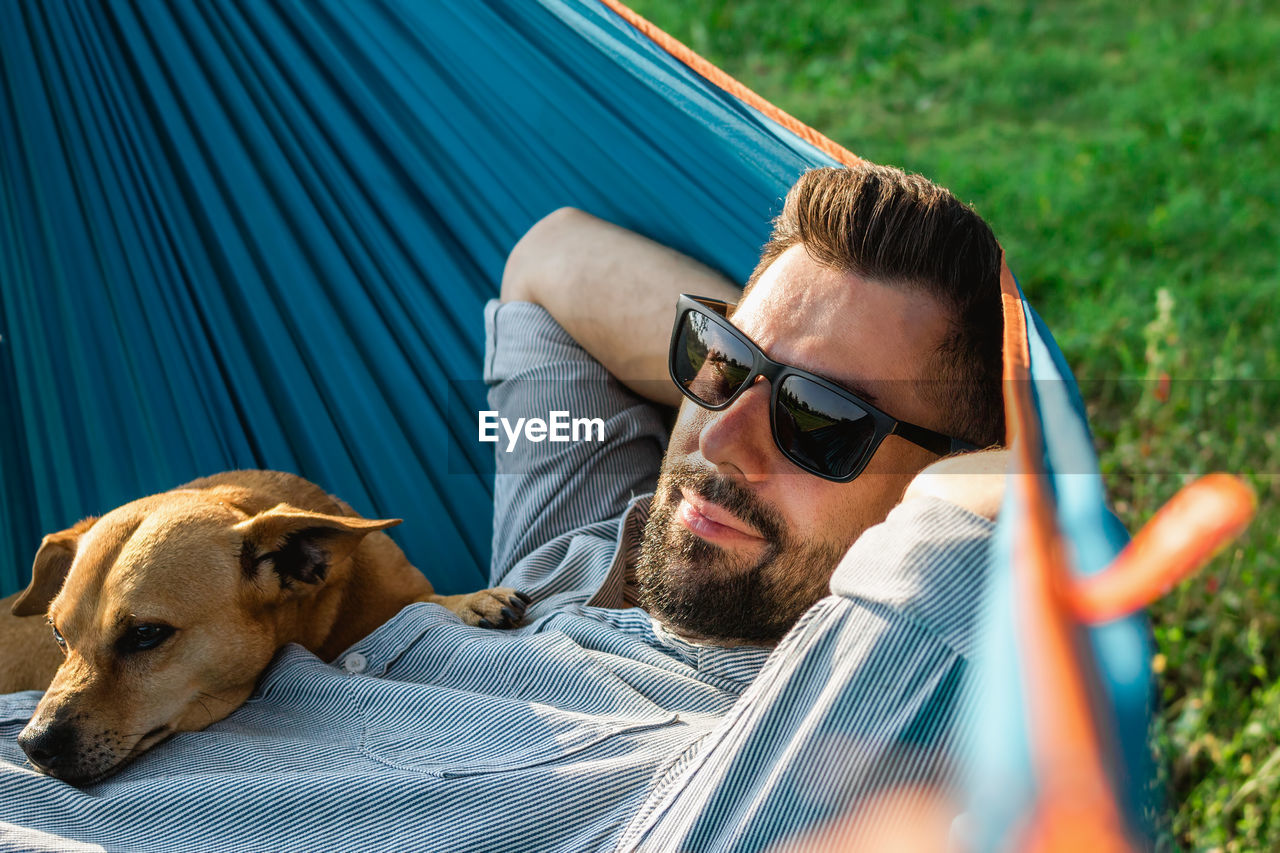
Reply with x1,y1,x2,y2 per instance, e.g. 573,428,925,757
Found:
669,294,977,482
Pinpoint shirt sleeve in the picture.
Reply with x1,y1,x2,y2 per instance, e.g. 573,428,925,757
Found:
614,498,994,853
483,299,669,588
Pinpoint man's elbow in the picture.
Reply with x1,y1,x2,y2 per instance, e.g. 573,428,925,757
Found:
501,206,593,304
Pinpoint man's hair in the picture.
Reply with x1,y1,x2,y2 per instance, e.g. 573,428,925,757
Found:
744,164,1005,448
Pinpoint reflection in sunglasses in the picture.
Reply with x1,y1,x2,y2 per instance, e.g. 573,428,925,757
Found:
778,378,876,476
680,316,751,405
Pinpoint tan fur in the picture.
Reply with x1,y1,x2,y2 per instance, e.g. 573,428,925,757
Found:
0,470,526,784
0,596,64,691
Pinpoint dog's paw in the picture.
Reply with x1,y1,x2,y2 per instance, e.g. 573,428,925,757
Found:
446,588,531,629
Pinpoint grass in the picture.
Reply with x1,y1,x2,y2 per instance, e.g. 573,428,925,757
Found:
625,1,1279,848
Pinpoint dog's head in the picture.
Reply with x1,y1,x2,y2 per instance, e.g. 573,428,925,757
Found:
12,489,397,784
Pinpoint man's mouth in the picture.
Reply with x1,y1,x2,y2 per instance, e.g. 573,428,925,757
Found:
676,488,766,546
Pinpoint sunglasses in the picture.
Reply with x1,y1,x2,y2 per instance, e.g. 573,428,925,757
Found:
668,294,976,482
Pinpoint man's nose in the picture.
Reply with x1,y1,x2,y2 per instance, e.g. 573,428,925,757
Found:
18,720,79,774
698,377,775,482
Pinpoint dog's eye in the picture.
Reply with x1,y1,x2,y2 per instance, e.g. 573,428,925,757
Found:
118,624,175,654
48,622,67,652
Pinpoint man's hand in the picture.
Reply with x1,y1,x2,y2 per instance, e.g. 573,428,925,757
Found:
501,208,740,407
901,449,1010,520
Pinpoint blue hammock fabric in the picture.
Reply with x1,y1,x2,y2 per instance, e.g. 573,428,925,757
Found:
968,299,1154,846
0,0,827,595
0,0,1155,847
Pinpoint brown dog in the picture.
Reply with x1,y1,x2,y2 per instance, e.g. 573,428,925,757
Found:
0,470,528,784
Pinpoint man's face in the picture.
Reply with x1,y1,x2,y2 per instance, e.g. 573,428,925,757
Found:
637,244,954,645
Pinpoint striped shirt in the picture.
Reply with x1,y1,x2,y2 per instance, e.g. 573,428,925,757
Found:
0,301,992,852
616,498,992,852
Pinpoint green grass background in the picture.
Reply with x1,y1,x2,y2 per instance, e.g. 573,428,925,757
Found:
625,1,1279,849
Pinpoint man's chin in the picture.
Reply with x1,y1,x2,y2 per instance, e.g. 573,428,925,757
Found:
635,474,838,647
655,615,781,648
640,587,794,647
635,538,792,646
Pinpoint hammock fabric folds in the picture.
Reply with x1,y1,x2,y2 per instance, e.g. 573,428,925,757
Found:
5,0,1243,848
1,0,830,595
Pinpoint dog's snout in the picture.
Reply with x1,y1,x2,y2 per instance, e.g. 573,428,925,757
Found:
18,722,77,773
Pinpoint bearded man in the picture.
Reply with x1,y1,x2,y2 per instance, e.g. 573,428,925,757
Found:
0,164,1006,852
497,164,1003,644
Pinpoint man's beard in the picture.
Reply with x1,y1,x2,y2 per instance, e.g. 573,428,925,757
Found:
636,459,847,646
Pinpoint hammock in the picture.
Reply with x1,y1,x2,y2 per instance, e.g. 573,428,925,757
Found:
0,0,1253,848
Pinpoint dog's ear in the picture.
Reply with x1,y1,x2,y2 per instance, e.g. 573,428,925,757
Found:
12,517,99,617
234,505,401,589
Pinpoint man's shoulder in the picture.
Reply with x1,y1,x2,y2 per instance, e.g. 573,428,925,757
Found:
483,299,589,385
483,296,665,585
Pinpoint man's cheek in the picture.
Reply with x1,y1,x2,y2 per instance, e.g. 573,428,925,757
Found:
667,403,708,455
815,481,896,551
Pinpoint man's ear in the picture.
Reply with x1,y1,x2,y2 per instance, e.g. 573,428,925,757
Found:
234,505,401,589
12,516,99,617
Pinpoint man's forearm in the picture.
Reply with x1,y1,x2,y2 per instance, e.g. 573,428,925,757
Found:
501,207,740,407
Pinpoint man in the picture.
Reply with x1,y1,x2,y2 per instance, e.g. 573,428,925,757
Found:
497,164,1006,851
497,164,1003,644
0,164,1004,852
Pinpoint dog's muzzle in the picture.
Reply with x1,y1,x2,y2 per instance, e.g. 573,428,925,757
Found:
18,719,79,777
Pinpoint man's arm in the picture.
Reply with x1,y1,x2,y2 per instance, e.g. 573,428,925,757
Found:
485,211,739,590
901,449,1010,520
501,207,740,407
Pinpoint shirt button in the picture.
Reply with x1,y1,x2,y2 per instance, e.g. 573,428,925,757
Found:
340,652,368,674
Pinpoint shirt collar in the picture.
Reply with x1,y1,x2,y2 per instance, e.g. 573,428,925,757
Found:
586,492,653,610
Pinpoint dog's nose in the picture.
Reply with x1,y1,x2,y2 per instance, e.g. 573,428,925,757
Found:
18,723,77,773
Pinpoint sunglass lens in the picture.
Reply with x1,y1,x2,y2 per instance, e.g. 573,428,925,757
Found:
674,311,754,406
775,375,876,479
